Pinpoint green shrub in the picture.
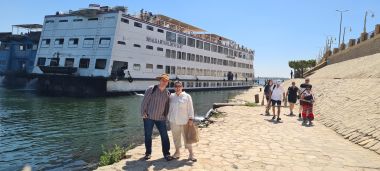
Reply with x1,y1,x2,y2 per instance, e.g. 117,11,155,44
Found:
245,102,256,107
99,144,134,166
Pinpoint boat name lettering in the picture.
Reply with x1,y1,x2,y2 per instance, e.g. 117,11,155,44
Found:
146,37,182,48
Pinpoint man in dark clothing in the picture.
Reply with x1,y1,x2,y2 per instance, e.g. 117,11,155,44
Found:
140,73,173,161
290,70,293,79
298,78,312,118
264,80,273,115
286,81,299,116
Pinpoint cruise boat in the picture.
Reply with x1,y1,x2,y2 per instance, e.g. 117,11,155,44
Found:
32,4,255,96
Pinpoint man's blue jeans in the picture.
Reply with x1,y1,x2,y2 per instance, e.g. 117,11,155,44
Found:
143,118,170,157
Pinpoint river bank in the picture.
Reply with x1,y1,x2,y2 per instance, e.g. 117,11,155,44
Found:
96,85,380,170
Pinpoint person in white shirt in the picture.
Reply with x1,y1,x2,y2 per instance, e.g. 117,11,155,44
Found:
168,81,197,162
270,80,285,122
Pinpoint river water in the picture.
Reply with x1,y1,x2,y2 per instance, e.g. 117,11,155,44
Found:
0,87,245,170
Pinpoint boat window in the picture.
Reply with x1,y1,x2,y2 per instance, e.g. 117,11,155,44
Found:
157,29,164,33
157,47,163,51
211,44,217,52
36,57,46,66
146,25,154,31
133,44,141,48
170,50,176,59
68,38,79,47
177,35,186,45
196,55,199,62
55,38,64,45
177,51,181,59
157,65,163,69
224,48,228,55
45,20,54,24
88,18,98,21
186,53,191,61
165,49,171,58
191,54,195,61
99,37,111,48
204,42,211,51
181,52,186,60
111,61,128,76
41,39,50,48
121,18,129,24
199,55,204,63
146,45,153,50
83,38,94,48
187,38,195,47
165,66,170,74
166,31,176,42
133,64,141,71
117,41,126,45
95,59,107,69
73,19,83,22
19,45,25,51
134,22,142,28
218,46,223,53
79,58,90,68
196,40,203,49
146,64,153,72
59,19,68,22
229,49,233,56
65,58,74,67
50,58,59,67
170,66,176,74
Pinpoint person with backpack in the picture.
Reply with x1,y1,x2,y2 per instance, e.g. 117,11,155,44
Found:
300,86,315,126
298,78,312,118
264,80,274,115
271,80,285,122
140,73,173,161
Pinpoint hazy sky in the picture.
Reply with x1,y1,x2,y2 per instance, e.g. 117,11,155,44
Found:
1,0,379,77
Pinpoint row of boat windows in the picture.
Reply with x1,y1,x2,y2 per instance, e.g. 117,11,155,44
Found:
130,43,253,69
40,37,111,48
164,49,253,69
38,37,253,69
36,57,107,69
167,81,251,88
120,17,253,60
45,17,113,23
35,57,253,78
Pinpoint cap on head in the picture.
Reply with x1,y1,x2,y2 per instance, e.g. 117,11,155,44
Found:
156,73,170,81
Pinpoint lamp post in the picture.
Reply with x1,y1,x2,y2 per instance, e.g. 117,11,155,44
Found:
336,10,349,46
363,10,375,33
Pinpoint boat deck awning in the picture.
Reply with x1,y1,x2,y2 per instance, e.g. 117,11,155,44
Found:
156,14,205,32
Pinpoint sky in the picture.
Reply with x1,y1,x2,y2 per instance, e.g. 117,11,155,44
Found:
1,0,379,78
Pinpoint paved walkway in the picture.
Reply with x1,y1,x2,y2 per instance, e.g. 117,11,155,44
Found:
96,88,380,171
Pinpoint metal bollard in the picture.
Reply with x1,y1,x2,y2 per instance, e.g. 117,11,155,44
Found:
255,94,260,103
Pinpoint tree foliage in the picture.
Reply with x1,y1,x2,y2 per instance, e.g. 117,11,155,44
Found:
288,59,316,78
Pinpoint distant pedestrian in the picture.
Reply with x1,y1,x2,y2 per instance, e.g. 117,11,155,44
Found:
301,87,315,126
271,80,285,122
140,73,173,161
290,70,293,79
264,80,274,115
168,81,197,162
286,81,299,116
298,78,312,118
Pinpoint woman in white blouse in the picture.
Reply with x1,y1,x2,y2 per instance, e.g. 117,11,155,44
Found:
168,81,197,162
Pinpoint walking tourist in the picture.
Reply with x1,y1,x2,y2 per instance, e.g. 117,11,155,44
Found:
271,80,285,122
298,78,312,118
264,80,274,115
301,86,315,126
168,81,197,162
286,81,299,116
140,73,173,161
